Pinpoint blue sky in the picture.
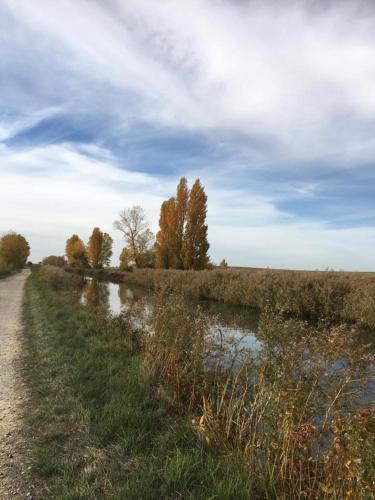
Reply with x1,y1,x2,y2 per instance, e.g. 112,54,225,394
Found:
1,0,375,270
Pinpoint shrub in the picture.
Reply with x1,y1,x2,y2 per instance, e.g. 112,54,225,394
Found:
38,265,83,291
42,255,67,267
139,291,375,498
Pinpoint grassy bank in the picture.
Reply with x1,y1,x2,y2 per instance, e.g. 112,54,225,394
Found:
23,269,251,499
26,267,375,498
67,266,375,328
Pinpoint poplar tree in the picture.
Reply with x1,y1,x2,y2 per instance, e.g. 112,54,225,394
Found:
65,234,87,267
87,227,104,269
155,198,178,268
174,177,189,269
101,233,113,267
87,228,113,269
182,179,209,270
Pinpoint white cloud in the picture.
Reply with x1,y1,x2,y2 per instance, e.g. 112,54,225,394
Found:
2,0,375,165
1,1,375,269
0,142,167,262
1,139,373,271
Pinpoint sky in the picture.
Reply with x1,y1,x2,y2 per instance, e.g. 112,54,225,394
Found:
1,0,375,270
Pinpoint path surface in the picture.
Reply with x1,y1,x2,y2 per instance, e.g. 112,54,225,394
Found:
0,270,32,499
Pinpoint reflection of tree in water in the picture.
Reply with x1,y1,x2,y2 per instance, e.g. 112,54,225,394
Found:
82,280,110,312
118,283,148,310
192,299,260,335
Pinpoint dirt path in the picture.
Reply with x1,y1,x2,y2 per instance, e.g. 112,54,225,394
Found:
0,270,32,499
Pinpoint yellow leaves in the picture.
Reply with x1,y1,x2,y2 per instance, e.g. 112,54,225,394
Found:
87,227,104,269
87,227,113,269
0,232,30,269
65,234,86,267
156,177,209,270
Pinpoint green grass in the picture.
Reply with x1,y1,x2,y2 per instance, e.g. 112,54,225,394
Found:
24,270,252,499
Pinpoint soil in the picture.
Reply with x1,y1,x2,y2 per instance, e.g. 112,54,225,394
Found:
0,270,33,499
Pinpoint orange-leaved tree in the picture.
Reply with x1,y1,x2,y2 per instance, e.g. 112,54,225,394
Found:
155,198,178,269
0,232,30,269
175,177,189,269
65,234,87,267
87,227,112,269
182,179,209,270
87,227,104,269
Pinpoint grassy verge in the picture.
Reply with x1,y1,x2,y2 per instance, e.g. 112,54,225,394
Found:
24,270,251,499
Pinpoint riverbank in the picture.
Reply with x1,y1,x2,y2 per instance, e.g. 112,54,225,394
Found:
25,267,375,498
23,269,250,498
66,266,375,328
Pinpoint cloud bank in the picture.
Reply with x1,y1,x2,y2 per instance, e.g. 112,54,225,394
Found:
1,0,375,269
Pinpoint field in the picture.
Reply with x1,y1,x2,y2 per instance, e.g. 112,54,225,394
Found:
22,266,375,499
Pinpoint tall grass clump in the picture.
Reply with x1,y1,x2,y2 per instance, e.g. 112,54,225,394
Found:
134,289,375,498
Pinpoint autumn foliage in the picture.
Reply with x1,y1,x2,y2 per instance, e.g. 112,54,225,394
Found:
0,232,30,271
87,227,113,269
155,198,178,269
65,234,87,267
42,255,66,267
155,178,209,270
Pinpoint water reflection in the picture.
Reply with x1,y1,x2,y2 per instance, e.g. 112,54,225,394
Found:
79,278,374,406
80,279,262,350
81,279,110,312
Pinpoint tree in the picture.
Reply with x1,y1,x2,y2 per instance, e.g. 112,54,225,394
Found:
87,227,104,269
0,232,30,269
119,247,132,271
175,177,189,268
42,255,66,267
114,206,154,268
155,177,189,269
182,179,209,270
155,198,178,269
219,259,228,268
65,234,87,267
102,233,113,267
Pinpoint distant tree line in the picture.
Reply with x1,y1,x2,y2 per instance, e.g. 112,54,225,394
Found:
63,228,113,269
45,178,220,271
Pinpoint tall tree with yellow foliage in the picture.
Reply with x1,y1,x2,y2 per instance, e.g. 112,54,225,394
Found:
155,198,178,269
175,177,189,269
65,234,87,267
182,179,209,270
87,227,104,269
87,227,113,268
